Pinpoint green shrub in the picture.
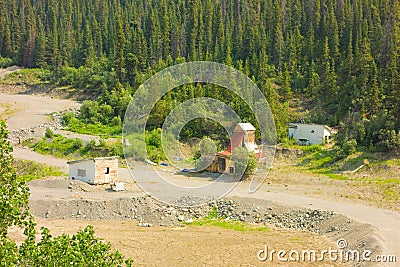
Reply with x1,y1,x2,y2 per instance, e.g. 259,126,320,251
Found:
231,147,257,180
72,138,83,149
13,160,64,182
147,146,166,164
61,111,75,125
302,144,323,153
0,56,13,68
44,128,54,138
34,134,118,158
123,137,146,161
379,130,400,151
110,116,122,126
335,139,357,159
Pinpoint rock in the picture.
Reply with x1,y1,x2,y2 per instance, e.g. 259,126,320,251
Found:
138,223,153,227
178,215,185,221
185,219,193,224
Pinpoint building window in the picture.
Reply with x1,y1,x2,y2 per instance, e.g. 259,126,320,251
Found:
77,169,86,177
105,167,110,174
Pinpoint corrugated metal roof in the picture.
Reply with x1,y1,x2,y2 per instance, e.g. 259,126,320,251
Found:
67,156,119,165
237,123,256,131
288,123,333,133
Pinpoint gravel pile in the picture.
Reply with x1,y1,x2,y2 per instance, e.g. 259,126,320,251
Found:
8,108,79,143
30,195,212,227
31,196,340,233
215,198,335,234
175,195,214,207
263,209,334,233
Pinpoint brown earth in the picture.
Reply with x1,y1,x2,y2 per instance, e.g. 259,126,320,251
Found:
7,217,348,267
36,218,349,266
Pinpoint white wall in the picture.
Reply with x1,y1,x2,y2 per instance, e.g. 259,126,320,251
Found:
288,124,330,145
68,160,96,184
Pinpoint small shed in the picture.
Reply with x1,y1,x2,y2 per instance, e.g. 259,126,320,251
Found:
288,123,332,145
67,156,118,184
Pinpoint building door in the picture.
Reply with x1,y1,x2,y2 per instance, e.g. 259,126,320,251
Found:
218,157,226,172
104,167,110,183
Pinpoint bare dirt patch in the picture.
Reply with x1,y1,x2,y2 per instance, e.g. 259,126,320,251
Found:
267,152,400,211
0,93,79,131
27,218,347,266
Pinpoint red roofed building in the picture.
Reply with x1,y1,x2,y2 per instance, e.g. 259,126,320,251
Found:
206,123,263,173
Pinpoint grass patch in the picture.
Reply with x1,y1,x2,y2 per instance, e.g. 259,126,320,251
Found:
189,219,269,232
299,150,336,171
66,117,122,136
33,132,123,159
33,134,84,158
1,68,50,85
0,102,19,120
13,159,64,182
187,208,269,232
299,149,370,179
373,178,400,185
375,158,400,166
383,188,399,201
320,171,351,181
282,144,324,153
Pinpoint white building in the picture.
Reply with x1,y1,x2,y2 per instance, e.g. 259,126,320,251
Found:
67,156,119,184
288,123,332,145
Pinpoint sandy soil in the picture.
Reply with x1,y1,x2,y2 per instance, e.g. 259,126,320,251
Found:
5,218,347,267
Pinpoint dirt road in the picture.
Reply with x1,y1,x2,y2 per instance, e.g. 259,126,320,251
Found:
0,93,79,131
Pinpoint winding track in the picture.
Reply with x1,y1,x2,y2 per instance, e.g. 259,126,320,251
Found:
5,91,399,266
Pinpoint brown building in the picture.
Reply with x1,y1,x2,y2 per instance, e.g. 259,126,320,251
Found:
206,123,263,174
67,156,118,184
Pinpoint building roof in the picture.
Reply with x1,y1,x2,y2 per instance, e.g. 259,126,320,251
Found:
236,123,256,131
288,123,332,133
218,150,231,157
67,156,119,165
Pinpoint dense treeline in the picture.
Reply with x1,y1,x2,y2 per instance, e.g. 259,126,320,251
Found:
0,0,400,149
